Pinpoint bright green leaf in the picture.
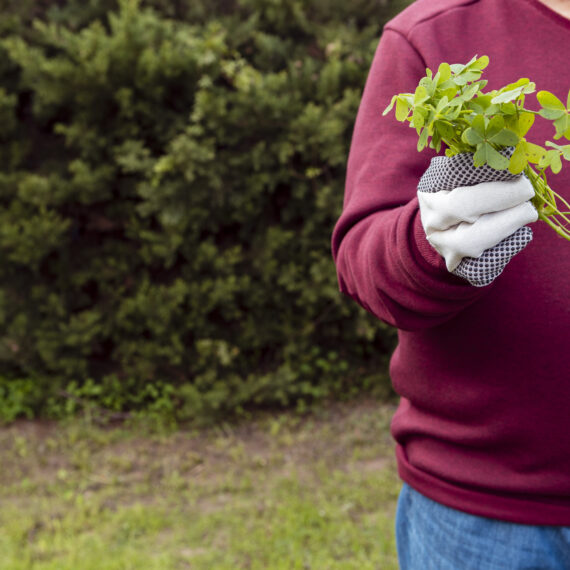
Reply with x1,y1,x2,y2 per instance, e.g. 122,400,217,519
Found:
539,108,566,120
417,127,429,151
395,97,410,121
551,153,563,173
437,62,451,84
525,141,546,163
382,95,398,116
517,112,535,137
414,85,429,105
509,143,527,174
471,55,490,70
411,107,425,129
537,90,565,110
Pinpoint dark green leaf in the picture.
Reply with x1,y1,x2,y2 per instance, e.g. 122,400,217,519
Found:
486,144,510,170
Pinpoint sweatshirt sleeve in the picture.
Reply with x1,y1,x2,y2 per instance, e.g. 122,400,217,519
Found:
332,28,489,332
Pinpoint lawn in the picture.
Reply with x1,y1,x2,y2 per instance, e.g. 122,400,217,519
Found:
0,399,401,569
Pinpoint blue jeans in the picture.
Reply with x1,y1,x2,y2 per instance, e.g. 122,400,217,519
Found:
395,483,570,569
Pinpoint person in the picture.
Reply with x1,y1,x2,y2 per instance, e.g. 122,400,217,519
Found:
331,0,570,568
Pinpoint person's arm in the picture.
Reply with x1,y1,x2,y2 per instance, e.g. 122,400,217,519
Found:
332,29,489,332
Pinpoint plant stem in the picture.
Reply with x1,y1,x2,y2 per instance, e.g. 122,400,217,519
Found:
525,165,570,240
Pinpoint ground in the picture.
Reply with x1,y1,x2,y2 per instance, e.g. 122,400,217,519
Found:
0,398,401,569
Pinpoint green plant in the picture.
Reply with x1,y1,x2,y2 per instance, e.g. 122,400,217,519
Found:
0,377,37,423
0,0,411,422
383,55,570,240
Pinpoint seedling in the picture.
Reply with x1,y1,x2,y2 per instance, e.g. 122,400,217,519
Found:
383,55,570,240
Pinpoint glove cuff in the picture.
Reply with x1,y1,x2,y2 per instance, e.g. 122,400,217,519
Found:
452,226,533,287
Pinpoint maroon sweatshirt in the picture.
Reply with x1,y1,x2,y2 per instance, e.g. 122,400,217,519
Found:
332,0,570,525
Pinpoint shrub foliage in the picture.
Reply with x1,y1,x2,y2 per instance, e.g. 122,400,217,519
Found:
0,0,409,422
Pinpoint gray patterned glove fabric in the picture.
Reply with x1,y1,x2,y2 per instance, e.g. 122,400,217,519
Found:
417,152,536,287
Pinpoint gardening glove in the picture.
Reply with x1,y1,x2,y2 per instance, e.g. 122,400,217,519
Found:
417,152,538,287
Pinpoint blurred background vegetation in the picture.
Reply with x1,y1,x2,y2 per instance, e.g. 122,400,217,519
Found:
0,0,413,425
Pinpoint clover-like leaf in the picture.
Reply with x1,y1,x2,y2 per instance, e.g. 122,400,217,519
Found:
537,90,566,120
509,143,528,174
466,93,493,114
524,141,546,163
509,141,545,174
436,62,451,85
411,106,428,130
538,90,565,109
515,112,535,137
539,149,563,174
383,55,570,241
491,78,535,104
546,141,570,161
434,120,456,142
553,114,570,140
488,126,519,147
414,84,430,105
486,115,505,139
395,97,411,121
417,127,429,151
473,142,510,170
382,94,398,116
471,55,490,71
486,145,511,170
462,115,518,151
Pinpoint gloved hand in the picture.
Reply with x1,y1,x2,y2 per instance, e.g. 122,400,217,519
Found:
417,152,538,287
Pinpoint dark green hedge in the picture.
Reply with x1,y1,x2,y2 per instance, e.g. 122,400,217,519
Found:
0,0,410,423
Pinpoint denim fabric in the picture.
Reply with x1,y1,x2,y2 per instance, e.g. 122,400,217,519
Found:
395,483,570,570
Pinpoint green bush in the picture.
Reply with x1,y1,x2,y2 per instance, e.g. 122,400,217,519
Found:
0,0,410,423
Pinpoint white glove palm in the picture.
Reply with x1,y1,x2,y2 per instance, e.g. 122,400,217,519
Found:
417,153,538,286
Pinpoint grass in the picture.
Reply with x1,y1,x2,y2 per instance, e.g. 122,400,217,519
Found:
0,399,401,569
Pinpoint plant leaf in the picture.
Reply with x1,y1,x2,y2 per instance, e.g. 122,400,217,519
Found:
525,141,546,163
411,108,425,129
509,143,527,174
500,102,517,115
414,85,429,105
551,152,562,173
491,88,523,104
395,97,410,121
473,143,488,167
489,128,519,147
486,115,505,139
486,144,510,170
417,127,429,151
537,90,565,110
553,114,570,139
539,108,566,120
437,62,451,84
471,55,490,70
435,120,455,141
470,114,486,136
382,95,398,116
516,112,535,137
463,127,484,146
490,79,535,104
